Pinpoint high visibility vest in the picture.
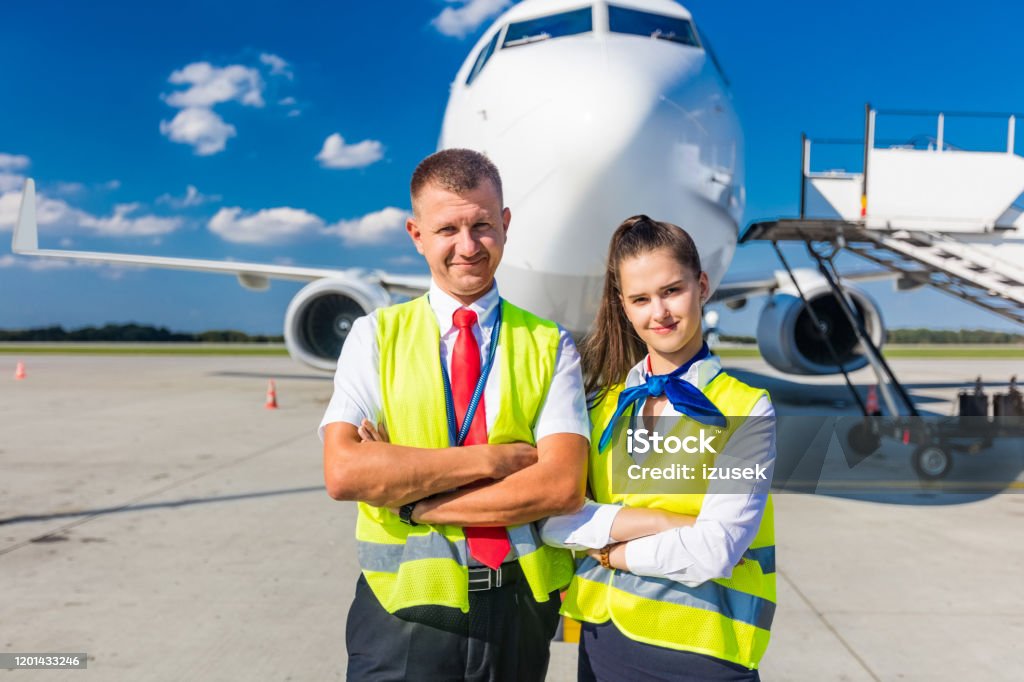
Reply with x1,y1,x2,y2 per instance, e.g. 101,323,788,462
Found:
562,372,776,669
355,294,575,614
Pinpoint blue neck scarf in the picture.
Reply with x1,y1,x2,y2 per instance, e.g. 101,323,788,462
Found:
597,343,727,453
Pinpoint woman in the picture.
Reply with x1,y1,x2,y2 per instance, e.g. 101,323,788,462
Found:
541,215,777,681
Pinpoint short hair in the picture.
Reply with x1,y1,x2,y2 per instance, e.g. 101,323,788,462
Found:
410,148,503,213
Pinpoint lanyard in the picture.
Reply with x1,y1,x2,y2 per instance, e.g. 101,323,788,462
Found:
440,301,503,447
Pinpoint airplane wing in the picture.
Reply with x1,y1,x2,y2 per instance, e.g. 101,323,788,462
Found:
711,267,896,307
12,179,430,296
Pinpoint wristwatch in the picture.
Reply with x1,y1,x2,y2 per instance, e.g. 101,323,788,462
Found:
599,544,613,570
399,502,419,526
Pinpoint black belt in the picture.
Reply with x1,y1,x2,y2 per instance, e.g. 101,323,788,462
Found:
467,561,522,592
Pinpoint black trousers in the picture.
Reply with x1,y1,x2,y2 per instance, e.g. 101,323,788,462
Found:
578,621,761,682
346,574,561,681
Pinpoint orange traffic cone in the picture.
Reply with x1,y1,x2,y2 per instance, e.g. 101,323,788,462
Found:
14,361,26,380
264,380,279,409
865,385,881,416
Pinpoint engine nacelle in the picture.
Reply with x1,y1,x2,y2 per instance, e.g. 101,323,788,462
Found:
284,278,391,371
756,271,885,375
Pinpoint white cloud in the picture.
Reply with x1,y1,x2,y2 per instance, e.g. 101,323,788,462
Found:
0,187,182,238
315,133,384,169
260,53,294,79
208,206,325,244
164,62,265,109
387,254,420,266
325,207,409,246
79,203,183,237
0,172,25,193
157,184,222,208
0,253,138,277
0,189,79,233
278,96,301,118
432,0,510,38
0,253,71,271
48,181,87,196
0,153,30,172
160,107,237,156
204,203,409,247
159,56,301,154
48,179,121,196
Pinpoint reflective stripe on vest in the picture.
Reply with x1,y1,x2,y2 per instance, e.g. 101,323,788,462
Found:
575,556,776,630
358,533,469,573
563,371,776,669
357,294,574,614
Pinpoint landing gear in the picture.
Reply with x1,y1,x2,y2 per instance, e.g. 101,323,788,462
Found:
912,444,952,481
847,421,881,456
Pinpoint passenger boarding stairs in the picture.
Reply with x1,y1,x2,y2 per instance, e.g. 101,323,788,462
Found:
843,229,1024,324
745,106,1024,326
745,106,1024,416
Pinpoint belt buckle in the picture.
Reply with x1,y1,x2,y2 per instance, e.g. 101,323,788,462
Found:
467,566,502,592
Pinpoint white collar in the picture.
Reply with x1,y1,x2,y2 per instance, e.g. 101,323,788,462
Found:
428,280,500,333
624,351,722,391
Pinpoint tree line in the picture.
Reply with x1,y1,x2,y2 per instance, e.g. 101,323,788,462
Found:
0,324,1019,345
718,329,1022,345
0,324,284,343
886,328,1023,344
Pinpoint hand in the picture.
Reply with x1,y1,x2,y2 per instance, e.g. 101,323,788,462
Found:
481,442,538,479
358,419,390,443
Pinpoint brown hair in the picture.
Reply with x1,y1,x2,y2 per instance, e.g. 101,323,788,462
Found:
581,214,703,403
410,148,503,214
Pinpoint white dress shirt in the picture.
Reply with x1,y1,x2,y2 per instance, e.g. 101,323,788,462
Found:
539,353,776,587
318,280,590,444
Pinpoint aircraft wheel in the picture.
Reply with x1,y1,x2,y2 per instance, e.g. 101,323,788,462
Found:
913,444,952,480
847,421,881,456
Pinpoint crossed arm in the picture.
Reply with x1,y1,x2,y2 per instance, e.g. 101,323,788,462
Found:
592,508,697,570
541,503,697,570
322,421,587,524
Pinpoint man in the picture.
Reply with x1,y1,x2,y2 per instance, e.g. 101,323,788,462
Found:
319,148,590,681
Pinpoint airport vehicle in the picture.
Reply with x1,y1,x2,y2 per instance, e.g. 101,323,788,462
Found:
10,1,1021,383
843,376,1024,481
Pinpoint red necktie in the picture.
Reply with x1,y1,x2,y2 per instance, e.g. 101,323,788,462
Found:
451,307,510,570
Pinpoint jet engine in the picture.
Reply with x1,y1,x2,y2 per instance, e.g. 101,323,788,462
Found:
756,271,885,375
284,277,391,371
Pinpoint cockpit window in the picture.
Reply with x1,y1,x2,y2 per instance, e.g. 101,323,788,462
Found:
502,7,593,48
466,30,501,85
608,5,700,47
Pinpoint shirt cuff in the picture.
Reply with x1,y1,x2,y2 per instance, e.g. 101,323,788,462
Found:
571,503,621,549
624,531,695,579
539,502,622,550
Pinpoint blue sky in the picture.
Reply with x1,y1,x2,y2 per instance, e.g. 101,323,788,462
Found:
1,0,1021,335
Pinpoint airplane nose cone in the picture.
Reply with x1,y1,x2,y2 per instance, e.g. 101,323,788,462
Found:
444,36,742,333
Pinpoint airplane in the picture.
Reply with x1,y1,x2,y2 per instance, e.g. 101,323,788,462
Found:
11,0,886,376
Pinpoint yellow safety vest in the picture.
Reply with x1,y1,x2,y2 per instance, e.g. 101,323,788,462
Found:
355,294,575,613
562,371,776,669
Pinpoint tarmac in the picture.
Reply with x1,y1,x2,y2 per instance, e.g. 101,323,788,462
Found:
1,353,1022,680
